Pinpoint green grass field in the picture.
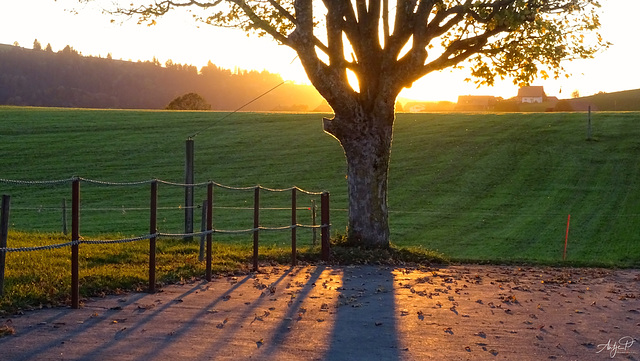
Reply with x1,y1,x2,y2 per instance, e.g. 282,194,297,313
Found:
1,107,639,267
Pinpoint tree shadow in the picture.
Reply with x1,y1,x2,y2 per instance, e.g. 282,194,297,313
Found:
322,266,404,360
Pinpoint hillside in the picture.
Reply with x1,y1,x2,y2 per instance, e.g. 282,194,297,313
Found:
569,88,640,111
0,43,323,110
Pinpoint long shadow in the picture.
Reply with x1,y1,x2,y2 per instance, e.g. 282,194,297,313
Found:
0,291,148,361
322,266,403,361
196,267,323,360
254,266,328,359
78,276,252,361
136,267,296,361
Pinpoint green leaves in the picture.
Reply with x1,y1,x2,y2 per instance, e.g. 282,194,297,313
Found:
95,1,608,104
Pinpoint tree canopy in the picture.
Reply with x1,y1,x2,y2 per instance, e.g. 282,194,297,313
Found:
106,1,607,97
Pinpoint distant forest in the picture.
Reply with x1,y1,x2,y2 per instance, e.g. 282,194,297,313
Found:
0,42,324,111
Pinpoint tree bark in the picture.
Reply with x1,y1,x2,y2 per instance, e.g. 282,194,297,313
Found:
324,103,395,248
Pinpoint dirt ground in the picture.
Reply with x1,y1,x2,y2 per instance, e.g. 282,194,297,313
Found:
1,264,639,361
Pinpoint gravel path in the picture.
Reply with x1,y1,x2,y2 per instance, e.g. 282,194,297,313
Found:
1,265,639,360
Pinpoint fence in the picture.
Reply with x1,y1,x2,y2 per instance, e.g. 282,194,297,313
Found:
0,177,331,308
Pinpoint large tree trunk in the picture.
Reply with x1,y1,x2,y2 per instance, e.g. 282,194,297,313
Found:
323,103,395,248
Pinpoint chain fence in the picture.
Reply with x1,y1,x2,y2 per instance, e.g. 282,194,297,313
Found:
0,176,329,252
0,176,331,306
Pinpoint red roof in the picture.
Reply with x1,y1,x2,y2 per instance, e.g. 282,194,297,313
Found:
518,86,546,98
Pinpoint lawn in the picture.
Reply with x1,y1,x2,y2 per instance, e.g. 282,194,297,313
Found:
0,107,639,266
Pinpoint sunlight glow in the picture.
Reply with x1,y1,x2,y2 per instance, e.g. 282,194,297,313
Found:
0,0,637,102
346,69,361,93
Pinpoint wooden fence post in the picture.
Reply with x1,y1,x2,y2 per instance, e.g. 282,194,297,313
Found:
0,195,10,298
149,180,158,293
71,178,80,309
321,192,330,262
253,187,260,272
291,188,297,266
206,182,213,282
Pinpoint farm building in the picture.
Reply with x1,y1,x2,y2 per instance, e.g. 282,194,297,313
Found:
517,86,546,103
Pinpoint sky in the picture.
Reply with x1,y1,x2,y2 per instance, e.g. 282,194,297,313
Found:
1,0,638,102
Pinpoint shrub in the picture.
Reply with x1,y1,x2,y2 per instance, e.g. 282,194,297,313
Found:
166,92,211,110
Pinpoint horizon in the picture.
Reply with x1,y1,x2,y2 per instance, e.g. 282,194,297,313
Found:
8,41,634,106
1,1,638,102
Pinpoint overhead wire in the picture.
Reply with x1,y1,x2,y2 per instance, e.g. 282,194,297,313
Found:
187,54,301,139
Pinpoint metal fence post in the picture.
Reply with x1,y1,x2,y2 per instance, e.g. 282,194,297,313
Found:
311,199,317,246
149,180,158,293
291,188,297,266
587,106,592,140
199,199,207,262
71,178,80,309
0,195,10,297
253,186,260,272
184,138,195,241
206,182,213,282
62,198,68,235
321,192,330,262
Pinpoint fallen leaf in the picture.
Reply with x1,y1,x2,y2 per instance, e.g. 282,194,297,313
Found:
0,325,15,337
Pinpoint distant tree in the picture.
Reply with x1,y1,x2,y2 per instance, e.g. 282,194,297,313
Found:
106,52,112,60
166,92,211,110
45,43,53,52
12,41,19,47
60,45,79,56
571,90,581,99
33,39,42,51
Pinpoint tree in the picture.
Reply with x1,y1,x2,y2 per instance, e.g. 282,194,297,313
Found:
94,0,607,248
33,39,42,51
166,92,211,110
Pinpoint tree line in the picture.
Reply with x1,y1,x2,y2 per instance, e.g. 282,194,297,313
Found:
0,42,323,111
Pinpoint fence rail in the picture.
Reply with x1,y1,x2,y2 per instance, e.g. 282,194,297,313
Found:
0,177,331,308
